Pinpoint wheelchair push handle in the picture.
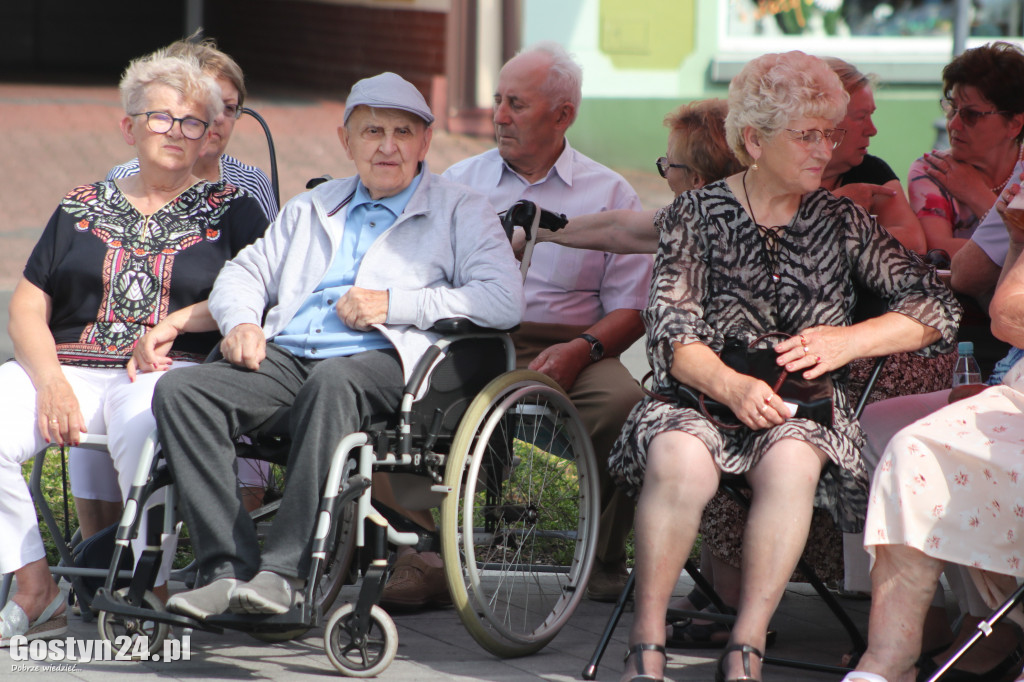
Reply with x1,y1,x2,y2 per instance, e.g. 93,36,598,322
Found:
499,199,567,242
500,200,567,282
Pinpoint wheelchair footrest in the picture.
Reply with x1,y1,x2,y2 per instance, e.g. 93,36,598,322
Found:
204,608,312,632
92,589,220,633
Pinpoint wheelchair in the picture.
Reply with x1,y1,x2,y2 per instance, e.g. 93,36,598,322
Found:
89,200,598,677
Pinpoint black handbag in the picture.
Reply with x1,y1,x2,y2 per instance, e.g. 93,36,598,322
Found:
644,332,834,430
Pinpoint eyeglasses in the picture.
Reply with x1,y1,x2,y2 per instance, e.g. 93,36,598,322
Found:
783,128,846,149
222,103,243,120
129,111,209,140
656,157,690,178
940,98,1007,127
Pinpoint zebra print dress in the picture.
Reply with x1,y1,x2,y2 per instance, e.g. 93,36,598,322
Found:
608,180,960,532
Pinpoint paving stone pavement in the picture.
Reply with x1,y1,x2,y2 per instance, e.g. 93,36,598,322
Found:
0,80,873,681
0,578,870,681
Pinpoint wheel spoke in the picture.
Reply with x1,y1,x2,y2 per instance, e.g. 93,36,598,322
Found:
442,372,599,657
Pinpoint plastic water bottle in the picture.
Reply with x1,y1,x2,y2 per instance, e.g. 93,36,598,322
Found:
952,341,983,387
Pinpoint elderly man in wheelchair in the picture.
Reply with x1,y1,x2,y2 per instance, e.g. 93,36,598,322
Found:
147,72,523,623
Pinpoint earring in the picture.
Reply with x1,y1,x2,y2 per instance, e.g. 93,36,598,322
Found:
750,162,759,171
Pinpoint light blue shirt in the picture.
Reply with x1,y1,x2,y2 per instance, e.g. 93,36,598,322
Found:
275,172,422,358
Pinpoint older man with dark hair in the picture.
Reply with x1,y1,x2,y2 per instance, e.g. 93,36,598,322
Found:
155,72,524,619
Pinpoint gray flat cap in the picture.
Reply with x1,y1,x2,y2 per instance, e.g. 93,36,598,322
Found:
343,72,434,126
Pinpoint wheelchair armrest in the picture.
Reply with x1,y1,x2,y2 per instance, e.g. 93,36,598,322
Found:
429,318,518,335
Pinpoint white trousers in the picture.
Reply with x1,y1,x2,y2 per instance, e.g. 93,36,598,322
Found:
0,361,187,584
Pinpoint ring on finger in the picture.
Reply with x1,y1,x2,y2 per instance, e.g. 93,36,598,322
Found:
49,418,59,424
816,355,822,364
802,344,809,356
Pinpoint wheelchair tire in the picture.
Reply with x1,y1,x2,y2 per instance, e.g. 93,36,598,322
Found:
96,587,170,657
323,602,398,678
440,370,599,658
314,498,358,614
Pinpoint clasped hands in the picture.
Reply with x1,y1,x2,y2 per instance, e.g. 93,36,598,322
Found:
922,151,1002,216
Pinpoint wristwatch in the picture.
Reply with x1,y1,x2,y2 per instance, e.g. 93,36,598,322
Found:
578,333,605,362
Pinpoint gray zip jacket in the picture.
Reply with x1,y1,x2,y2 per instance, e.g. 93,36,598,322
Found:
209,166,524,381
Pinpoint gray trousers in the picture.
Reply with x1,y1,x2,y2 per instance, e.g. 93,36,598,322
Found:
152,344,405,584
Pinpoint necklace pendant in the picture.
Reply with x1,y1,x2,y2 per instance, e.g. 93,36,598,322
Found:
771,273,781,283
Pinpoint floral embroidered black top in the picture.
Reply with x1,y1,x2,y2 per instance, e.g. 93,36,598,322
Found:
24,180,267,367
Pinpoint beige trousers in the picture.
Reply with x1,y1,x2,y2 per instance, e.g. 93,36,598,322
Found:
512,321,643,566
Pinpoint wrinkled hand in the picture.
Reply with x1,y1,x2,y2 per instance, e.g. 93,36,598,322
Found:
922,151,993,209
220,323,266,370
774,326,848,379
724,373,790,430
831,182,896,214
337,287,388,331
528,341,589,392
126,320,179,381
36,376,86,445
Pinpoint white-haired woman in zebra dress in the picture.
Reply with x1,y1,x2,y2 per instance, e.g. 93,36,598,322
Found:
609,51,961,682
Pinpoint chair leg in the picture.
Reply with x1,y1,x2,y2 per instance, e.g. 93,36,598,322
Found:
924,582,1024,682
582,569,636,680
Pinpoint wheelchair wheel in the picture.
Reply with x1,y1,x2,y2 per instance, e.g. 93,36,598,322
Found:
315,498,358,613
323,602,398,678
440,370,599,657
96,587,170,657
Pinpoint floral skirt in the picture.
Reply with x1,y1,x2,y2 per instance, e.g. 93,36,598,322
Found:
865,357,1024,579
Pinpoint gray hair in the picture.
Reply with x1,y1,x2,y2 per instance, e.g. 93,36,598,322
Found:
119,53,223,123
822,56,879,95
725,51,848,166
517,41,582,124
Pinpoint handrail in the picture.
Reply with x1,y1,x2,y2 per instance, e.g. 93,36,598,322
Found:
241,107,280,210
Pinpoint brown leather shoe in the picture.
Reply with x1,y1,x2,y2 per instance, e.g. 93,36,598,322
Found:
586,562,630,602
379,553,452,611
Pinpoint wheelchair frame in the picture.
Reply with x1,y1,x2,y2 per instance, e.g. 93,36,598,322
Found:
89,323,600,677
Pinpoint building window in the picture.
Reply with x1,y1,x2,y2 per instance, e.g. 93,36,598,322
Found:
713,1,1024,83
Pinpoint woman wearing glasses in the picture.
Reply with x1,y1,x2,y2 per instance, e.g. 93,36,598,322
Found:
107,34,278,221
609,51,959,682
0,52,266,643
909,41,1024,258
73,36,277,542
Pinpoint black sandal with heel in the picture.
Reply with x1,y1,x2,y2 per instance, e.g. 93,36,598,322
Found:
624,643,667,682
715,643,763,682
